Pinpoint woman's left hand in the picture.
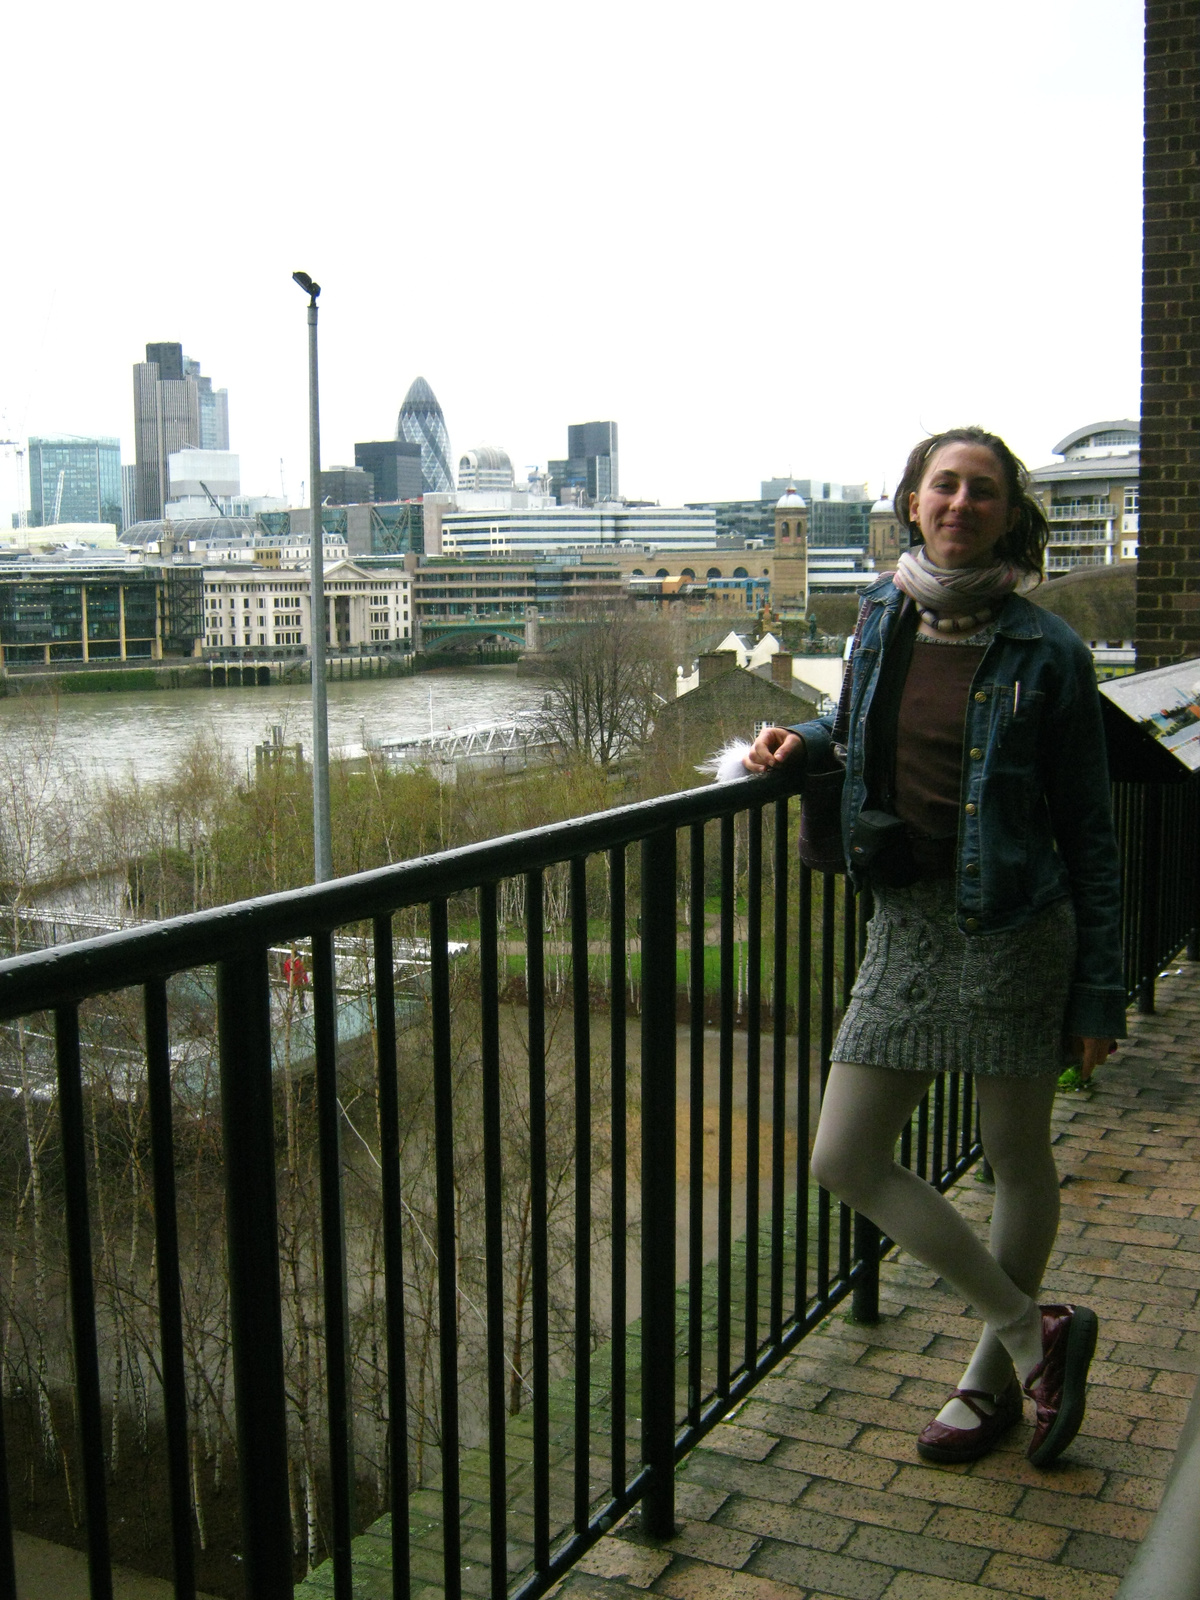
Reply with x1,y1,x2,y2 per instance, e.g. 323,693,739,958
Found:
1066,1036,1117,1082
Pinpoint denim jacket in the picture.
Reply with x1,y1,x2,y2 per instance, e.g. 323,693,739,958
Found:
788,576,1127,1040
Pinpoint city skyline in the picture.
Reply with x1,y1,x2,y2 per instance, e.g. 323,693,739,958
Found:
0,0,1142,530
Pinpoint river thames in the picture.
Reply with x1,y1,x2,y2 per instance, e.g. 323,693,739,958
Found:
0,666,546,787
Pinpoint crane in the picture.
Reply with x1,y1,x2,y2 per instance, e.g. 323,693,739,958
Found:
198,481,227,517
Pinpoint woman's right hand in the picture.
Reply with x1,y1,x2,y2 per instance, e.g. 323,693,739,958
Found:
744,726,804,773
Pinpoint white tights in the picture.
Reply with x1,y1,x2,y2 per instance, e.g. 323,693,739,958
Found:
811,1061,1059,1421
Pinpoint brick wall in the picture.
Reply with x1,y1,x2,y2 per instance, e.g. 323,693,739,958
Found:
1137,1,1200,668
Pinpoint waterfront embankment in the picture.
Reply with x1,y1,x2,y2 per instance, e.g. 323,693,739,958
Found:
0,647,520,696
0,664,545,788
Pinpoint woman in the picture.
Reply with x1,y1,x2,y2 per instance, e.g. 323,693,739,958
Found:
746,426,1124,1468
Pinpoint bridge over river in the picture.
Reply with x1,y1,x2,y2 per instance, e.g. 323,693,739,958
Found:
374,711,553,772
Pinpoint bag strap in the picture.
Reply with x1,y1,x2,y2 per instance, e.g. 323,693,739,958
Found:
830,599,869,747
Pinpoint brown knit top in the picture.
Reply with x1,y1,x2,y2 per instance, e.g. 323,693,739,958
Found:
894,638,987,853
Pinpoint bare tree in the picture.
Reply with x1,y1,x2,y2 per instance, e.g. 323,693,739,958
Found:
533,608,676,768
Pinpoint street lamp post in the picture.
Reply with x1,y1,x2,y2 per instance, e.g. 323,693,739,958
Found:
293,271,333,882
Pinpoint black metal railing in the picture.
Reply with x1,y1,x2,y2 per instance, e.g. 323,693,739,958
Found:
0,767,1192,1600
1113,775,1200,1012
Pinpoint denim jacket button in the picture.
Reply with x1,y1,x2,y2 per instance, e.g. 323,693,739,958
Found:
974,691,987,703
964,802,977,815
969,747,983,760
965,916,980,931
965,862,979,876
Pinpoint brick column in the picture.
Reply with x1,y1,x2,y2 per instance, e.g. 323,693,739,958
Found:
1137,1,1200,668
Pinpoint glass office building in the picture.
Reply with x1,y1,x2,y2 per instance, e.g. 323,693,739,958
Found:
27,437,123,528
549,419,619,504
355,439,424,502
0,564,201,663
397,377,453,494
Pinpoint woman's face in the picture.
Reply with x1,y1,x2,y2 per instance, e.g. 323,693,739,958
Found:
908,442,1017,569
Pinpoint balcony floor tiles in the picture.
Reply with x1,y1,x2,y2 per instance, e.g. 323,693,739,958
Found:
301,963,1200,1600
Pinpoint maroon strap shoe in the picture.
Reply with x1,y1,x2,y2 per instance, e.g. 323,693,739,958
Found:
1023,1303,1099,1467
916,1376,1023,1464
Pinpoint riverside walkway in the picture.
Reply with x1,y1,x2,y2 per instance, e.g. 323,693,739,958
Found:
558,961,1200,1600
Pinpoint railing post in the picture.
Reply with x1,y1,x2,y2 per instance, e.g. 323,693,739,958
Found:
1139,786,1164,1014
640,829,677,1539
851,1214,880,1324
217,950,293,1600
1189,777,1200,962
313,929,355,1599
55,1005,112,1600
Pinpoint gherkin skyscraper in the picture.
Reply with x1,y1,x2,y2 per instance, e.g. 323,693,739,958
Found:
397,376,452,494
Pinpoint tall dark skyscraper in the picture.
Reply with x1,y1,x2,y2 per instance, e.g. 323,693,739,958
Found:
550,419,619,504
355,439,424,502
396,376,452,494
132,343,228,521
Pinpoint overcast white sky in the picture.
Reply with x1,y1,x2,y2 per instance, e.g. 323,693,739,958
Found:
0,0,1143,524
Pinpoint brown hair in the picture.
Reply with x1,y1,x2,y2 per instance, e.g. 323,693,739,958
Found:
893,425,1048,576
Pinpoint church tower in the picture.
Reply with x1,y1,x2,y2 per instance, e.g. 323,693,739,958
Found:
773,485,809,615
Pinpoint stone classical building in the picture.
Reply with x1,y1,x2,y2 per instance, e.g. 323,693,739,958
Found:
201,560,411,654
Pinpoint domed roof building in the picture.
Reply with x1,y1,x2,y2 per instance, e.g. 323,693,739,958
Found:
121,516,259,548
458,446,514,492
776,484,806,511
397,377,453,494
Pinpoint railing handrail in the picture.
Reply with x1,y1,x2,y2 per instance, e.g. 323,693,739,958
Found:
0,768,799,1018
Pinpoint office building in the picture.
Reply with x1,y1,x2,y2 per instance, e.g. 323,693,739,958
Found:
185,359,229,450
166,449,240,519
121,464,138,531
132,343,230,522
320,466,374,505
354,440,423,502
549,420,618,504
256,503,423,560
457,447,515,493
687,498,776,546
1029,421,1140,571
438,503,715,558
412,558,623,632
0,561,202,664
27,437,122,528
761,477,870,504
397,377,453,494
807,497,871,551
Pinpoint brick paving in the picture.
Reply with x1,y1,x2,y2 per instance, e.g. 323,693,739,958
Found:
557,961,1200,1600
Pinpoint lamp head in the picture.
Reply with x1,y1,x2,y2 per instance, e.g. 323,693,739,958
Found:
292,270,321,299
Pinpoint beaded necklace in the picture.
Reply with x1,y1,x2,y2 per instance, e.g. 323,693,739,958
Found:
915,602,996,635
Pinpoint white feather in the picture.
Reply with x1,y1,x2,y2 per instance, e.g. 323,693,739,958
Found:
696,739,756,783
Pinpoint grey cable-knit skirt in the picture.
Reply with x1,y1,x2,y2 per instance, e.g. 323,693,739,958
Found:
833,877,1076,1078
